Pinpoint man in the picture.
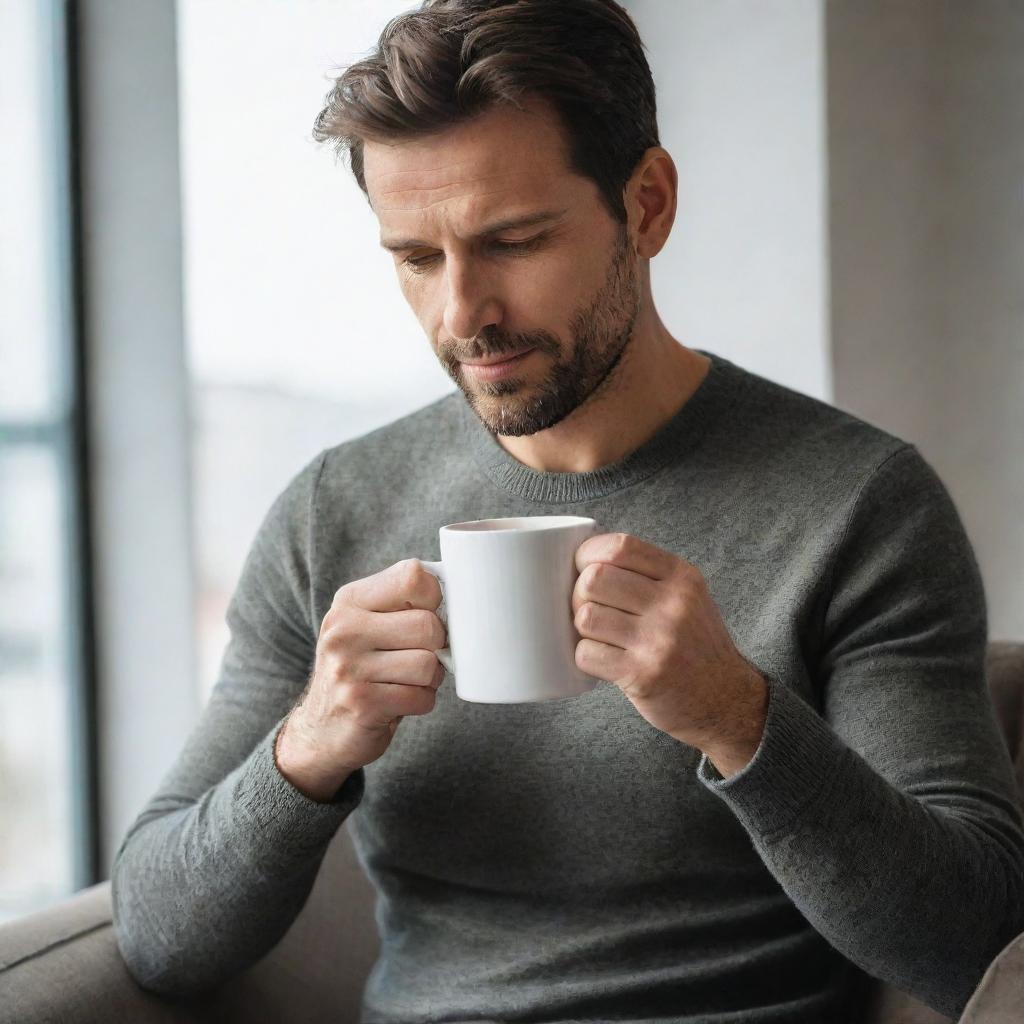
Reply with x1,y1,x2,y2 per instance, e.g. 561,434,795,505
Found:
111,1,1024,1021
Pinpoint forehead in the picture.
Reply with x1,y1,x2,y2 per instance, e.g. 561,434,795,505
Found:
363,100,584,239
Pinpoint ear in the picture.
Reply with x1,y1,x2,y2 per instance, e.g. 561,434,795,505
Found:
624,146,678,259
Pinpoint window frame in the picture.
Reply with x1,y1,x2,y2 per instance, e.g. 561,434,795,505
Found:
0,0,100,895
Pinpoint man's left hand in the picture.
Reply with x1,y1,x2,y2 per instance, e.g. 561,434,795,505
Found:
572,532,770,777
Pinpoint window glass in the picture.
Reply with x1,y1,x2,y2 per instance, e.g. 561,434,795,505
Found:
0,1,64,423
0,446,75,922
0,0,82,921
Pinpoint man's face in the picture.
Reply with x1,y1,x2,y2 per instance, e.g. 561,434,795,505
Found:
363,98,641,437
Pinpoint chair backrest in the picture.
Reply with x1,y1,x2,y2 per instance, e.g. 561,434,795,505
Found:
257,642,1024,1023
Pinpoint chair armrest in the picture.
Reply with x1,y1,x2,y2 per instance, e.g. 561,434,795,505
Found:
0,824,378,1024
0,881,207,1023
959,929,1024,1023
861,975,956,1024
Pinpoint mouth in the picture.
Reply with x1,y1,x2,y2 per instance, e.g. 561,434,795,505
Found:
458,352,532,385
460,347,535,367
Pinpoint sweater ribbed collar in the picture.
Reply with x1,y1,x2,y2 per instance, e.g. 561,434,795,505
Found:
454,348,740,504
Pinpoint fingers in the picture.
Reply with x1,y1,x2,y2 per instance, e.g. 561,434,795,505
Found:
340,559,443,613
340,680,438,728
320,605,447,656
360,647,447,688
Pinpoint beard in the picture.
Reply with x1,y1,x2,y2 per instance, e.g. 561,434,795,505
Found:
437,222,641,438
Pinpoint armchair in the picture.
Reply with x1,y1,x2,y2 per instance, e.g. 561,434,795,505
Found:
3,643,1023,1024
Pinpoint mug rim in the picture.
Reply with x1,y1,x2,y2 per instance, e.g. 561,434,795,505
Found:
440,515,596,534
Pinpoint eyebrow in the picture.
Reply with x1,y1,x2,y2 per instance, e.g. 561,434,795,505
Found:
379,208,568,253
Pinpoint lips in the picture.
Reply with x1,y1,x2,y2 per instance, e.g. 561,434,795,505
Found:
460,347,534,366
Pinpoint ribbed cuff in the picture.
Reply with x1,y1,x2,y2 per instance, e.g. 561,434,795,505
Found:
697,676,841,842
234,717,365,857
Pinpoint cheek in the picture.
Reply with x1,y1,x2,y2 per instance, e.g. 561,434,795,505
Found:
396,275,436,326
507,257,584,316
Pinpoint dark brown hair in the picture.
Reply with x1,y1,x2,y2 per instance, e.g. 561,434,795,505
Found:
311,0,659,224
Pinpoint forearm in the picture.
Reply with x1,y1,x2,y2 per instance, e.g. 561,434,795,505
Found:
698,677,1024,1019
111,719,361,996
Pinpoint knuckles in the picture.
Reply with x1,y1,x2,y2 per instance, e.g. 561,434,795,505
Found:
321,617,357,653
399,558,444,610
574,561,604,605
409,606,436,636
398,557,424,589
574,602,596,631
415,648,440,676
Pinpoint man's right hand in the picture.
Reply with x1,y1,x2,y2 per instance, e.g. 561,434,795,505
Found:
274,558,448,802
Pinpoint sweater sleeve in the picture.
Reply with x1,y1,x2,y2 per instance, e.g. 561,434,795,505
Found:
695,443,1024,1020
110,449,365,996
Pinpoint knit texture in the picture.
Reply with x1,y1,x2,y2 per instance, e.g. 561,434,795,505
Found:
110,349,1024,1022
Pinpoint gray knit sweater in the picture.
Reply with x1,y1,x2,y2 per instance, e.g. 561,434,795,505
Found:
111,349,1024,1022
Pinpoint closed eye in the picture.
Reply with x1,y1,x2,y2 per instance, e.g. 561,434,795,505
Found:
403,236,546,271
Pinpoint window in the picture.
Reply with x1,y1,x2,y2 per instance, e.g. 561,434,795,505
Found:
176,0,453,701
0,0,96,921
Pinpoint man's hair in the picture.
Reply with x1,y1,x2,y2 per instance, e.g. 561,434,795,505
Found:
311,0,659,224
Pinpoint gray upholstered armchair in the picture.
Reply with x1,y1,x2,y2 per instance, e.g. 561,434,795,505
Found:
3,642,1024,1024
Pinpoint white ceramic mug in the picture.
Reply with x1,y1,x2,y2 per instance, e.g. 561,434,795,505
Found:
415,515,602,703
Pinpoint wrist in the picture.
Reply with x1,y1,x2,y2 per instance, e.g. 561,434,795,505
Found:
703,667,770,779
274,712,351,803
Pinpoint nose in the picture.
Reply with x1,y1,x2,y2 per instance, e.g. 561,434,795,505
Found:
442,254,503,345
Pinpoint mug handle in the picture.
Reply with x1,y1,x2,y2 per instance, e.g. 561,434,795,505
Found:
415,559,455,674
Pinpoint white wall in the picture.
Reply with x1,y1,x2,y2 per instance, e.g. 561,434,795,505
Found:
827,0,1024,642
628,0,831,401
631,0,1023,641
